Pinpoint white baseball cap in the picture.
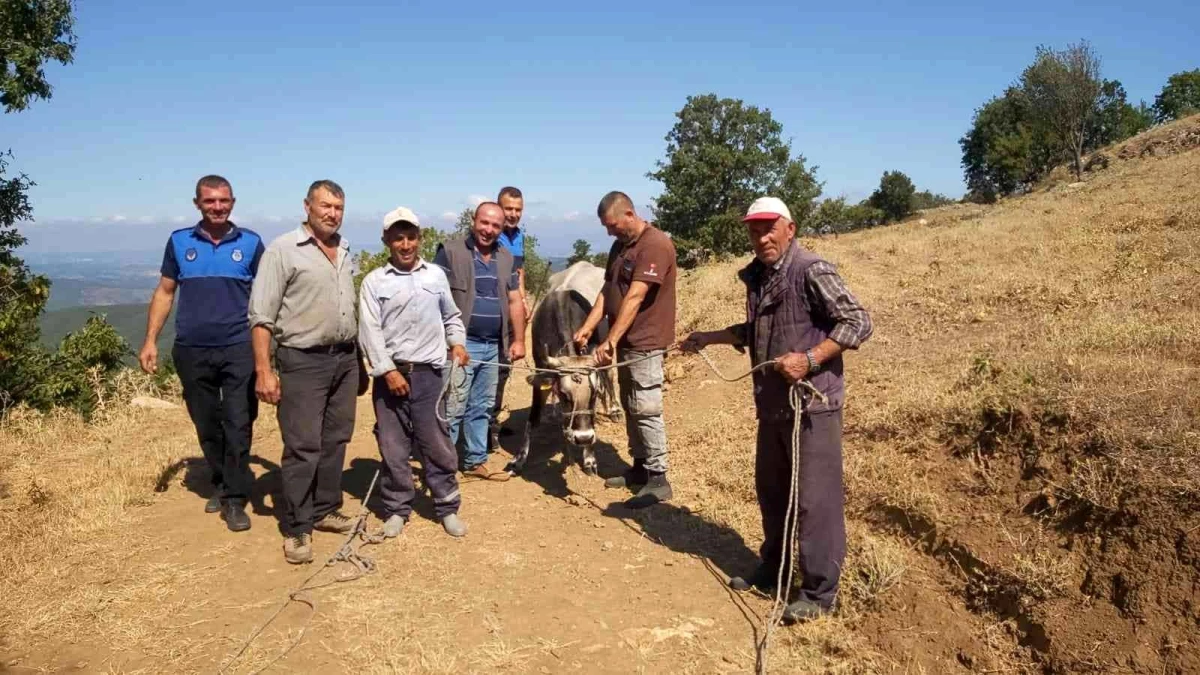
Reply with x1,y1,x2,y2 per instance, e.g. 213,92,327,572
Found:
382,206,420,233
742,197,794,223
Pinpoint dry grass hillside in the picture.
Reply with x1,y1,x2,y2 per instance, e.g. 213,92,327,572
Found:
1,115,1197,674
671,113,1200,672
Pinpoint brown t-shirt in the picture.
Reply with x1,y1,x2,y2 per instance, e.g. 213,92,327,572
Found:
603,225,677,350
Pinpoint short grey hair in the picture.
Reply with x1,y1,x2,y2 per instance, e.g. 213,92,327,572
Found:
306,179,345,201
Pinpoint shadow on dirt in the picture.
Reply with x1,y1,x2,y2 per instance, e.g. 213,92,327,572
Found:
156,454,282,521
343,456,438,524
501,403,761,581
496,404,627,498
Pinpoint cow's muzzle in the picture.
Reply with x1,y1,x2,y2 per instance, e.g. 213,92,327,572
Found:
565,428,595,446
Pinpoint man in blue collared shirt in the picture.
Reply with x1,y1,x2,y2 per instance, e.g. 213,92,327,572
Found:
139,175,264,533
491,186,528,450
360,207,470,538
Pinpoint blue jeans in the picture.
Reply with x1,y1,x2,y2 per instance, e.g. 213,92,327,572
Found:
447,338,499,469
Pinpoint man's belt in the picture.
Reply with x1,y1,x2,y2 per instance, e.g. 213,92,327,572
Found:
391,361,437,374
292,342,356,355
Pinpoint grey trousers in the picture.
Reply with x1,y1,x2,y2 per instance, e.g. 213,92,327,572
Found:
756,410,845,609
373,366,461,520
276,346,357,536
617,349,668,473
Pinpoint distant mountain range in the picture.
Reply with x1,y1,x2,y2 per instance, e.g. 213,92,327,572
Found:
36,254,576,358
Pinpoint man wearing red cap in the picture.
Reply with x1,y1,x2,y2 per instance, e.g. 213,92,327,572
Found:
682,196,872,622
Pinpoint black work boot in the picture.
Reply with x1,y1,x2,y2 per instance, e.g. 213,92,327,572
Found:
728,564,779,595
604,458,647,491
624,471,672,509
221,502,251,532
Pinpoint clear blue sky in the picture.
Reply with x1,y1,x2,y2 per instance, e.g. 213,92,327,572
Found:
6,0,1196,255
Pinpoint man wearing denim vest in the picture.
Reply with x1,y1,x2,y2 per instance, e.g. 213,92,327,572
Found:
683,197,873,623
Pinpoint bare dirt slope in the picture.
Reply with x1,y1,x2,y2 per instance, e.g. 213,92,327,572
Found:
4,114,1199,674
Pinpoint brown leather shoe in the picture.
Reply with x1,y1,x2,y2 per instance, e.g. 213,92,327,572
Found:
463,463,510,482
313,510,356,534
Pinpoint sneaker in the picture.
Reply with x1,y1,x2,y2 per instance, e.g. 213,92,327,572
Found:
442,513,468,538
383,514,406,538
204,493,223,514
284,533,313,564
314,510,356,534
624,471,672,509
221,502,251,532
729,564,779,595
782,598,830,624
463,463,510,482
604,459,647,491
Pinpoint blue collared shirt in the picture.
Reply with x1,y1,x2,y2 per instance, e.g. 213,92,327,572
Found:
160,222,264,347
498,226,525,270
358,258,466,373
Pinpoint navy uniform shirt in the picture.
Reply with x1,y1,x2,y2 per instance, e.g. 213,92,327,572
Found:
497,226,525,271
161,222,265,347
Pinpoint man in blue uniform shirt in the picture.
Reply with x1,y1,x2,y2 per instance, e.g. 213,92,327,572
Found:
140,175,265,532
491,186,529,450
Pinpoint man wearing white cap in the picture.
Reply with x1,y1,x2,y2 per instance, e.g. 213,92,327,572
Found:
358,207,471,538
682,196,873,622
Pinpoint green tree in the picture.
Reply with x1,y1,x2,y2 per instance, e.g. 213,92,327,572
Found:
454,207,473,236
648,94,821,256
522,233,550,300
0,0,118,414
1020,41,1103,180
806,197,848,235
867,170,916,223
1153,69,1200,123
567,239,592,266
1088,79,1153,147
911,190,956,211
960,88,1055,202
0,0,77,112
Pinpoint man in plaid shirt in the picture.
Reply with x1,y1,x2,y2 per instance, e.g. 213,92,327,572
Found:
683,196,872,623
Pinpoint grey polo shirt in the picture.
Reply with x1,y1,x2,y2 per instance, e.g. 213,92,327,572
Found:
248,224,357,349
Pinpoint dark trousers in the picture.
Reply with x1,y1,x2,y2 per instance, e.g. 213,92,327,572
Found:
756,409,845,609
373,366,461,520
276,346,357,535
491,350,510,430
172,342,257,504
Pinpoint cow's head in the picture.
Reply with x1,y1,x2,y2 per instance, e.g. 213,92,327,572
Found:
536,354,610,446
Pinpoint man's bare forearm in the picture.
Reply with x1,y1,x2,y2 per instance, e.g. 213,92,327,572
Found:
606,283,649,347
508,293,526,344
252,325,274,373
143,281,175,345
579,290,606,335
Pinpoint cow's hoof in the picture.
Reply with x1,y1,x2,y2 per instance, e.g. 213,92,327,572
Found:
503,462,521,476
582,463,598,476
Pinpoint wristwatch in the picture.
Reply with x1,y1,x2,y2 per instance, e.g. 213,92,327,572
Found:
805,349,821,374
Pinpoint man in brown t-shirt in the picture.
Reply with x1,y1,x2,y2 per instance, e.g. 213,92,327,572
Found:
573,191,676,508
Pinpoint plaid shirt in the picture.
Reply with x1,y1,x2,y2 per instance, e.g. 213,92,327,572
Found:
803,260,873,349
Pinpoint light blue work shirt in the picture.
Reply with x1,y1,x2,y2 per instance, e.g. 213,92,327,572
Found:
358,259,466,374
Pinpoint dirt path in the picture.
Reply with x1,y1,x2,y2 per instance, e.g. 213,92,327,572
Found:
5,354,777,674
